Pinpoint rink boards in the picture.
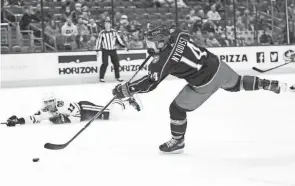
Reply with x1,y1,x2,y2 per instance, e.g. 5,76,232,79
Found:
1,45,294,88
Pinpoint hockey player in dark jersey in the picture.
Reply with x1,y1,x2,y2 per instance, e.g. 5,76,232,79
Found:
4,92,141,127
112,24,291,154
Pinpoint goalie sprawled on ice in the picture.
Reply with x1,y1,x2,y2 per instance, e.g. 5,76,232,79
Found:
3,93,141,127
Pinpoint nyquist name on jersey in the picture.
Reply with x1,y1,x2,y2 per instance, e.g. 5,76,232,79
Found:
111,65,148,72
59,67,98,74
171,37,188,62
219,54,248,63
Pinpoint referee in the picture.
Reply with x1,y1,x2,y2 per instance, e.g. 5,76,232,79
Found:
96,17,126,82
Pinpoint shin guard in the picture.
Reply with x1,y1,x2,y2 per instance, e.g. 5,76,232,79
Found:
169,101,187,139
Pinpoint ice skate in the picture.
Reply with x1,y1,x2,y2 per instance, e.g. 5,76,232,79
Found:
159,137,185,154
258,79,287,94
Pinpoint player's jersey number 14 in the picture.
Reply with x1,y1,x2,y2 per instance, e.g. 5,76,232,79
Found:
179,42,207,70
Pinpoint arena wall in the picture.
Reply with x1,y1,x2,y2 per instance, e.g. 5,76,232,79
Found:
1,46,294,88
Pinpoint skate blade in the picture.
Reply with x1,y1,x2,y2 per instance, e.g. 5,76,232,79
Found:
159,148,184,154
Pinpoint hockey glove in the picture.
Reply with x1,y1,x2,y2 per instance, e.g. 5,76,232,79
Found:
6,115,25,127
49,114,71,124
112,83,133,99
147,48,156,56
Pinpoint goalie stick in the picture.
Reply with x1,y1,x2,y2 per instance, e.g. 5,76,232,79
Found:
44,54,152,150
252,61,294,73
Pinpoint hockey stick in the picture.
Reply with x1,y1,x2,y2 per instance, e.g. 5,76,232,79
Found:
252,61,294,73
44,55,152,150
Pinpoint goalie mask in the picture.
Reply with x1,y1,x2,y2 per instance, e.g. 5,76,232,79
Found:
146,25,170,54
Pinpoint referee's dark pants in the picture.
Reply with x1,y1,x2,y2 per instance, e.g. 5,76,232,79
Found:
100,49,120,79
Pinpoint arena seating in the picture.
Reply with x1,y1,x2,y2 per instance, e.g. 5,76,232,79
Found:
1,0,294,53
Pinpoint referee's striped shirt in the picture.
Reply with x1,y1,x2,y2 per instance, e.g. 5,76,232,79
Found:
95,29,125,50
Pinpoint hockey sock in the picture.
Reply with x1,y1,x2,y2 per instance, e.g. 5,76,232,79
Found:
169,101,187,139
241,75,281,93
240,75,259,90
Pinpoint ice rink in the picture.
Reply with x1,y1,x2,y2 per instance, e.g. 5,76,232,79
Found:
0,74,295,186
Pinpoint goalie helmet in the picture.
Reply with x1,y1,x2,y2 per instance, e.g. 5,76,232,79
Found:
145,24,170,54
42,92,57,112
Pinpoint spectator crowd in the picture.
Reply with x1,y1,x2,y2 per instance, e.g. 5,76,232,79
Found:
1,0,295,52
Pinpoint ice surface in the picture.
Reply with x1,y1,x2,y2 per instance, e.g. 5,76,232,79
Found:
0,74,295,186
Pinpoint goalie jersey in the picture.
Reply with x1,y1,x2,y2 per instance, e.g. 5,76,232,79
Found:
24,99,81,124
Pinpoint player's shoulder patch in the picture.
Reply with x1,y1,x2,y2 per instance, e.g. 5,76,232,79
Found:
151,55,160,63
56,100,64,108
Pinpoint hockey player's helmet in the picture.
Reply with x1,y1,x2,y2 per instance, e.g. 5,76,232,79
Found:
42,92,56,112
145,24,170,53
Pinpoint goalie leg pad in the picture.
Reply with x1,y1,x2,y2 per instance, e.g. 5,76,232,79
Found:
169,101,187,139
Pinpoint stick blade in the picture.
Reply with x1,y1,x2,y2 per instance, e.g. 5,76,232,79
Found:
44,142,68,150
252,67,265,73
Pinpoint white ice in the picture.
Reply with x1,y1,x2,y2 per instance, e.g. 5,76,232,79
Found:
0,74,295,186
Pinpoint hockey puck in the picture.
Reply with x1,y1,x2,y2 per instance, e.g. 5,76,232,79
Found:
32,158,39,162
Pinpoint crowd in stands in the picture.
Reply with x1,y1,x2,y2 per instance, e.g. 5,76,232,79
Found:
1,0,295,52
